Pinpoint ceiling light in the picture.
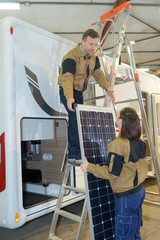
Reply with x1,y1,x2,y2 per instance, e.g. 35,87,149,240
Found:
138,68,150,72
0,3,20,10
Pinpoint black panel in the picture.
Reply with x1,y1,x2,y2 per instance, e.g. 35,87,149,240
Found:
79,110,115,240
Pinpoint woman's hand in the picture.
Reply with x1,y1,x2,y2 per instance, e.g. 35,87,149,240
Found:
80,156,89,172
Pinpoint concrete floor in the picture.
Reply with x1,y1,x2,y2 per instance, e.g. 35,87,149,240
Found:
0,178,160,240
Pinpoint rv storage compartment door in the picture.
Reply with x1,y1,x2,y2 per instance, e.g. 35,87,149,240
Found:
21,118,68,209
152,93,160,166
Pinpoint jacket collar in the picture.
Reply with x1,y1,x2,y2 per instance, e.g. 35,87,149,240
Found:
75,44,95,58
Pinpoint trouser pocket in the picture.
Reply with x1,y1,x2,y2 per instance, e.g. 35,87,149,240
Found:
115,215,132,238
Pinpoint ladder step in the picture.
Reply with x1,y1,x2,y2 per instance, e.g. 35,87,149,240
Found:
48,234,62,240
48,161,88,240
114,98,138,104
56,210,81,223
64,185,85,193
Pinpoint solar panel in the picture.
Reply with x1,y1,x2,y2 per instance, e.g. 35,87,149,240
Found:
76,105,115,240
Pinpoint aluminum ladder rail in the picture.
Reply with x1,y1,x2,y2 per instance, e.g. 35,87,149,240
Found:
123,36,160,192
99,5,131,107
102,31,160,192
92,2,160,192
84,3,131,106
48,163,87,240
99,22,160,193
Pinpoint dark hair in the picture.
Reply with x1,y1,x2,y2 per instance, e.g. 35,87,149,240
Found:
82,29,99,41
119,107,141,140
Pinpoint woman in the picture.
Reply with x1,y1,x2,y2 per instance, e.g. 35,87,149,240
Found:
81,107,148,240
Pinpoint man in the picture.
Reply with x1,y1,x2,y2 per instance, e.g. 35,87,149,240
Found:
58,29,115,165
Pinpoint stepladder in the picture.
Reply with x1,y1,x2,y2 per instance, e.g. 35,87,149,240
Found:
85,2,160,192
48,162,87,240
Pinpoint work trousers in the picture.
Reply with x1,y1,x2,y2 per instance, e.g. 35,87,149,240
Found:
115,187,145,240
59,87,83,160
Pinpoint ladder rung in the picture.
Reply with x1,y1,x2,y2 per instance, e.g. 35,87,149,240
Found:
56,210,81,223
84,95,105,102
114,98,138,105
64,185,85,193
48,234,62,240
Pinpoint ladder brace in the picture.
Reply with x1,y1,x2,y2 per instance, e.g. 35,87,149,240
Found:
89,2,160,193
48,163,87,240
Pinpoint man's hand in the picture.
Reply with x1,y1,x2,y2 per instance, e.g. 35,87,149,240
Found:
107,87,115,103
80,157,89,172
67,98,75,111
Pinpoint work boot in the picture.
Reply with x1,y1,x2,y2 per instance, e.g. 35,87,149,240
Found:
68,158,75,164
74,159,82,166
75,155,82,165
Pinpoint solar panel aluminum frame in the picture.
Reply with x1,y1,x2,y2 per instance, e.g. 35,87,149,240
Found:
76,104,115,240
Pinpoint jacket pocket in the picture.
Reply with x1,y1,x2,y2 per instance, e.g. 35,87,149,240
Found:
115,215,132,238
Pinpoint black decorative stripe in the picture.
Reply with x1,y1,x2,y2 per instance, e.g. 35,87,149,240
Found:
62,58,76,75
107,152,124,176
25,66,38,84
83,65,89,91
94,56,100,71
84,55,90,60
133,170,138,187
27,76,39,89
115,183,143,198
25,66,66,117
87,64,89,77
129,140,146,163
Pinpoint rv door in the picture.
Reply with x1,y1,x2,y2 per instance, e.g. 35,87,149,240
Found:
152,93,160,166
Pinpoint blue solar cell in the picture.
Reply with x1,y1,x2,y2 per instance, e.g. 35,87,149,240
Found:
77,108,116,240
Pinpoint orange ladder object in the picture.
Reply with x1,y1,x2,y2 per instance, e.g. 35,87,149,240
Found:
100,2,131,21
92,2,131,25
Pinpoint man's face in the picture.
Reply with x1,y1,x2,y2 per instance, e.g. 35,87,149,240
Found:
81,36,99,55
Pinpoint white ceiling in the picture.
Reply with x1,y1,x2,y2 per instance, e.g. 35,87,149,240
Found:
1,0,160,75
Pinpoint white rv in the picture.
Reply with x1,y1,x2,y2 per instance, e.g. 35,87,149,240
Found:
0,16,160,229
94,56,160,177
0,17,85,229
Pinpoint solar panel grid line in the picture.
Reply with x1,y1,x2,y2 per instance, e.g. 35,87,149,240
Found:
76,105,115,240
